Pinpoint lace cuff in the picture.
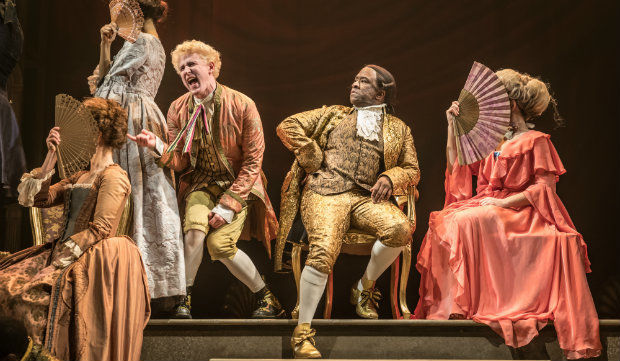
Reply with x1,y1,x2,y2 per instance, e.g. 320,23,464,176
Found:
150,136,166,159
53,239,83,269
212,203,235,223
17,168,55,207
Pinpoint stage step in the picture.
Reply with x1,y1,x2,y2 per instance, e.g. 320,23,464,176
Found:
142,319,620,360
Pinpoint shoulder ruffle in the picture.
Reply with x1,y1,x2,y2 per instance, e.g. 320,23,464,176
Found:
486,131,566,190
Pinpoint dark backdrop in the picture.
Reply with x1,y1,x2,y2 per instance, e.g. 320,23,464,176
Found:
9,0,620,317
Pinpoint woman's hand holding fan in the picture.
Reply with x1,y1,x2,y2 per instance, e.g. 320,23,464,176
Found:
37,126,62,180
46,126,61,152
100,22,118,45
446,101,460,125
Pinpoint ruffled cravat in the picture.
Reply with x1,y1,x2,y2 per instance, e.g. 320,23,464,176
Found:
354,104,385,141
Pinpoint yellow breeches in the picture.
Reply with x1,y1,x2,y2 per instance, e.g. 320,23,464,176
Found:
184,186,247,260
300,187,413,274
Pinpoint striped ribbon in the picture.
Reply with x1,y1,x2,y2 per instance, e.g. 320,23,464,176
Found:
164,103,209,156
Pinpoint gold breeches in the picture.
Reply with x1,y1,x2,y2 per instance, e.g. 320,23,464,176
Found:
300,187,413,274
184,185,247,260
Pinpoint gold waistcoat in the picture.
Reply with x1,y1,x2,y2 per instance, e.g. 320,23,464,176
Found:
307,114,384,195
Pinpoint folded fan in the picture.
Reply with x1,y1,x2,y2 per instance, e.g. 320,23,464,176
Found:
109,0,144,43
55,94,99,179
453,61,511,165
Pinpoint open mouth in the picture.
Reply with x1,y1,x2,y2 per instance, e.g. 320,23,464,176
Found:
186,74,199,88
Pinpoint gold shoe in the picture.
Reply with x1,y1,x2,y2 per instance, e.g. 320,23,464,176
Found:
291,304,299,319
350,279,381,319
291,323,322,359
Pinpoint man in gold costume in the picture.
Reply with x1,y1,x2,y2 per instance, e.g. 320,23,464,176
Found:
275,65,420,358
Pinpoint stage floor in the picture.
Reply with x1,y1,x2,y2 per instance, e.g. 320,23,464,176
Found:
142,319,620,360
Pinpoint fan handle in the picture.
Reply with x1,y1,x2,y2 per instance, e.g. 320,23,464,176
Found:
56,150,67,179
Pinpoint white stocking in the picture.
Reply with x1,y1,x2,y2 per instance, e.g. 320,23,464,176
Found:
359,241,403,290
298,266,328,325
184,229,206,287
220,249,265,293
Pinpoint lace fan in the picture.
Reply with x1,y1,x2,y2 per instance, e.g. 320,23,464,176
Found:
55,94,99,179
109,0,144,43
453,62,511,165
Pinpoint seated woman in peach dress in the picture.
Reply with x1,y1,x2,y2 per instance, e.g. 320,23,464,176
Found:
414,69,601,359
0,98,150,361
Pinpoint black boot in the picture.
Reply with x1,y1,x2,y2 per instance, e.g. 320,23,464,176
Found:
251,286,286,319
173,286,192,319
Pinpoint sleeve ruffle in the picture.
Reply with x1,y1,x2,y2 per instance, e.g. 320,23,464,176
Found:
444,161,479,206
17,168,55,207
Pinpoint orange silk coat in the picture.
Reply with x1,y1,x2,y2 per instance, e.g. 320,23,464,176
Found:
159,84,278,253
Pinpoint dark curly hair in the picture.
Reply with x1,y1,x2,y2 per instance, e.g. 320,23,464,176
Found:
138,0,168,23
83,97,128,149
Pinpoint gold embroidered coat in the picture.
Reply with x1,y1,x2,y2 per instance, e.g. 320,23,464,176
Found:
274,105,420,272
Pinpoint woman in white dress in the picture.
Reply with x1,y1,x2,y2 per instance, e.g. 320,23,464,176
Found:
90,0,185,304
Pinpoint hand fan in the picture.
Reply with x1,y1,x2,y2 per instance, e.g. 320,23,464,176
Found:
54,94,99,179
453,62,511,165
109,0,144,43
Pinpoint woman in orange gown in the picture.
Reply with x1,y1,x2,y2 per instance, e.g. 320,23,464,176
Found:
414,69,601,359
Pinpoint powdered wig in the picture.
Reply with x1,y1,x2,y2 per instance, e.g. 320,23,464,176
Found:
496,68,563,126
83,98,128,149
364,64,397,114
171,40,222,78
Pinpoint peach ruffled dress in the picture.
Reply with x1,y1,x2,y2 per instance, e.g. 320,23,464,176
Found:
414,131,601,359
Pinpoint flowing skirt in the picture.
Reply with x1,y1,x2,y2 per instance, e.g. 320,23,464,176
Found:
0,237,150,361
96,83,185,299
414,189,601,359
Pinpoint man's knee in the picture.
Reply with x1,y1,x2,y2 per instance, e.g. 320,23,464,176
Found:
185,229,206,250
384,220,413,247
305,243,338,275
305,257,333,276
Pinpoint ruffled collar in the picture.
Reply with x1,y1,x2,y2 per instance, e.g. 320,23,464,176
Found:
353,104,385,141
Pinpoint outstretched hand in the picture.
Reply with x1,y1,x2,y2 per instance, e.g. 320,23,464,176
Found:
127,129,157,150
370,176,393,203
